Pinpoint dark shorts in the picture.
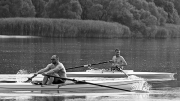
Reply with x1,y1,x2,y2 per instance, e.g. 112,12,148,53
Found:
111,66,123,71
53,78,66,84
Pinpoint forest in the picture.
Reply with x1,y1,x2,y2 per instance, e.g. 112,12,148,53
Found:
0,0,180,38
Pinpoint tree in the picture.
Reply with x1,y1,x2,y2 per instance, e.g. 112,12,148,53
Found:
92,0,114,21
45,0,82,19
0,5,10,17
146,0,154,2
87,4,103,20
0,0,36,18
31,0,46,17
139,9,151,19
78,0,93,20
142,15,157,26
153,0,180,24
130,9,141,20
130,20,147,37
108,0,134,26
20,0,36,17
128,0,149,10
173,0,180,16
0,0,23,17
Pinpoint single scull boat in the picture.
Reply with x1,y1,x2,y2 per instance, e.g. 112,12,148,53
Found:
0,79,148,93
0,69,175,82
67,69,175,80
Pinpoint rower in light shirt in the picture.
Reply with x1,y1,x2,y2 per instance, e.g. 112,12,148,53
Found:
110,49,127,71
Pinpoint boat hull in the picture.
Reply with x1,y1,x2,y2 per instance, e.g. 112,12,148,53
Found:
66,69,175,80
0,80,146,93
0,71,175,83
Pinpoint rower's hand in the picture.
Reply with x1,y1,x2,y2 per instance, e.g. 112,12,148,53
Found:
109,60,113,63
25,73,39,83
42,72,47,76
84,64,92,67
115,66,123,71
34,73,38,76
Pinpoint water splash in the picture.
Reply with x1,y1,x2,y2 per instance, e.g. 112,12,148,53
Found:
16,69,29,83
128,75,151,92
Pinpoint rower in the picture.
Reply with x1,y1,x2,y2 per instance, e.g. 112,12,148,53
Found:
34,55,67,85
110,49,127,71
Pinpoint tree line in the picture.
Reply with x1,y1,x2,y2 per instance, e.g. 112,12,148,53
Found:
1,0,180,38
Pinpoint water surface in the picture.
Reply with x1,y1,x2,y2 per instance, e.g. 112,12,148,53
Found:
0,36,180,101
0,37,179,73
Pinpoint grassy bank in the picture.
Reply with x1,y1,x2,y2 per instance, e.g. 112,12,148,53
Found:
0,18,180,38
0,18,131,38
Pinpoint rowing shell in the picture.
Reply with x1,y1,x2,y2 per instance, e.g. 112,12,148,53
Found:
0,79,147,93
67,70,175,80
0,70,175,82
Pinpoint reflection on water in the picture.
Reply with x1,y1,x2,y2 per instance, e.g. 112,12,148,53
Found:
0,35,40,39
0,90,180,101
0,80,180,101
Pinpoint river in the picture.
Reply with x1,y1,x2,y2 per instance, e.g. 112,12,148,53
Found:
0,35,180,101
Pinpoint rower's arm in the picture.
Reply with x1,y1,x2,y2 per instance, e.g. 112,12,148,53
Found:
45,65,61,74
36,64,51,74
110,56,116,66
120,56,127,66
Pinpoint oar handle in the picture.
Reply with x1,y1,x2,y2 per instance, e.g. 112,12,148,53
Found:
25,74,37,82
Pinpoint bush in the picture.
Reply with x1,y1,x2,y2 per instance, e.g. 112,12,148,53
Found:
155,28,168,38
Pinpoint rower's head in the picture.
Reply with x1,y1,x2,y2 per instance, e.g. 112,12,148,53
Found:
51,55,59,64
115,49,120,56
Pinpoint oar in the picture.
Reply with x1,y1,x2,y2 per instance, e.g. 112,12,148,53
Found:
66,60,110,70
24,74,37,82
44,74,147,93
116,66,129,77
24,60,110,82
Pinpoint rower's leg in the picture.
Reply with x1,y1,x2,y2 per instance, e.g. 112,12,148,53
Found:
47,77,54,85
42,76,48,85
